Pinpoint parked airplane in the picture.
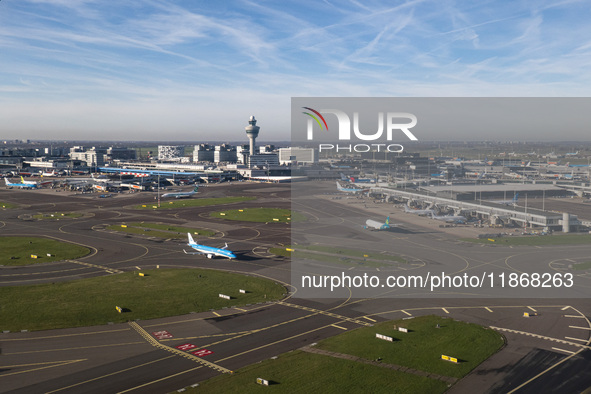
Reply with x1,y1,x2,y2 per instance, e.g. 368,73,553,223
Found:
336,181,368,194
365,216,400,230
41,170,58,177
340,172,375,184
20,176,38,185
162,185,199,199
403,205,435,216
184,233,236,259
4,177,37,189
429,212,466,223
489,193,519,206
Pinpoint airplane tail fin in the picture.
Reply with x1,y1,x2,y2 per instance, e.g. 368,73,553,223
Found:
336,181,342,191
385,216,390,225
187,232,196,245
223,242,228,250
193,185,199,193
514,193,519,202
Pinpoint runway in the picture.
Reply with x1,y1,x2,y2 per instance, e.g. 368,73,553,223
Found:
1,182,590,393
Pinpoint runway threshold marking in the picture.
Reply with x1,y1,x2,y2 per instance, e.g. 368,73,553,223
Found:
551,347,576,355
565,336,588,343
276,301,372,327
66,260,124,274
128,322,232,374
490,326,591,350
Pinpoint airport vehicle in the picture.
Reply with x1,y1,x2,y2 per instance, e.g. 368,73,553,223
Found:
162,185,199,199
429,212,466,223
336,181,368,194
364,216,400,230
184,233,236,259
4,177,37,189
489,193,519,206
403,205,435,216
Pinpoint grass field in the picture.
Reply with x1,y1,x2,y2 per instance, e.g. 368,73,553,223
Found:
134,196,256,210
268,245,407,268
187,315,502,393
106,222,216,238
210,208,306,223
462,233,591,246
32,212,84,220
572,261,591,270
0,237,90,266
316,315,504,379
0,201,17,208
0,268,286,331
186,350,449,394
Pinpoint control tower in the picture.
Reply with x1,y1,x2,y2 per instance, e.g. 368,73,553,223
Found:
245,115,260,156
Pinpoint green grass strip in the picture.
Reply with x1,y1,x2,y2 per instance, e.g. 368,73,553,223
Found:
0,269,285,331
31,212,84,220
462,234,591,246
134,196,256,210
211,208,306,223
185,350,449,394
0,237,90,266
106,222,215,238
316,315,504,379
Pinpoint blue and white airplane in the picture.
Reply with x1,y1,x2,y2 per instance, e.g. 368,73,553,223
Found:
162,185,199,199
429,212,466,223
184,233,236,259
489,193,519,206
336,181,368,194
364,216,401,230
404,205,435,216
4,177,37,189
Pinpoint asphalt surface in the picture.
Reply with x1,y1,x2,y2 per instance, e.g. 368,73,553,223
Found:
0,181,590,393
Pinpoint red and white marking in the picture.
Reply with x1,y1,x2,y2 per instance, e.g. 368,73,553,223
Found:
175,343,198,351
192,349,214,357
152,330,173,340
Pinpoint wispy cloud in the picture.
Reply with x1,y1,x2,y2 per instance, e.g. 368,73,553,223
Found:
0,0,590,140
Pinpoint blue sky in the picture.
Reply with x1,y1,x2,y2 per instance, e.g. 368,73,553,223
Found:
1,0,590,141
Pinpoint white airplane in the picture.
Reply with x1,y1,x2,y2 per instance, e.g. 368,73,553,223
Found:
162,185,199,199
403,205,435,216
4,177,37,189
364,216,401,230
184,233,236,259
20,176,38,185
489,193,519,206
336,181,368,194
41,170,58,177
429,212,466,223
